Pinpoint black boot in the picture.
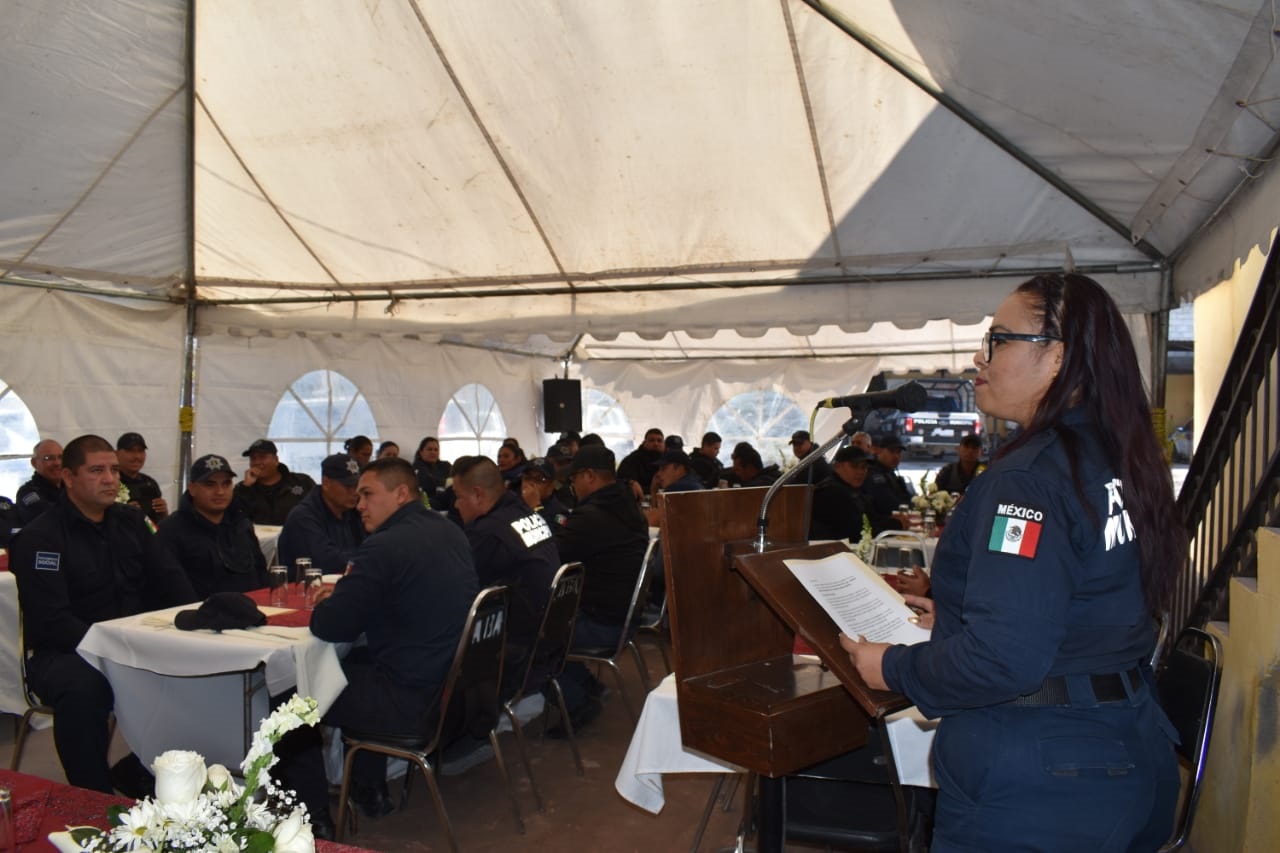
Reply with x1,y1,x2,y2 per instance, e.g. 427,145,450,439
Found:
350,782,396,819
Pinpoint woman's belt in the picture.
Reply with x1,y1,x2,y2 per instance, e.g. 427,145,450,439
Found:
1014,668,1144,707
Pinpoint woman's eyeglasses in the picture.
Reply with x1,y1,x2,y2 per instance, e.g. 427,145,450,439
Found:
982,330,1061,362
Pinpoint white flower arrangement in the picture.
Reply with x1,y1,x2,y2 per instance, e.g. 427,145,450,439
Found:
912,480,956,515
50,695,321,853
852,514,875,561
115,482,131,504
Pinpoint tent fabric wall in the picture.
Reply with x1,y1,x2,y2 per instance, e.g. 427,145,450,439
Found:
0,288,187,497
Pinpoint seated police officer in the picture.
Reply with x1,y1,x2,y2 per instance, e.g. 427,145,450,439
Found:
115,432,169,524
233,439,315,526
11,434,196,793
810,447,902,540
277,453,365,577
156,454,268,599
16,438,63,525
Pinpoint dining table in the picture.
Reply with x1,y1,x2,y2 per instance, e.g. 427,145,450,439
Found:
75,586,347,770
0,768,377,852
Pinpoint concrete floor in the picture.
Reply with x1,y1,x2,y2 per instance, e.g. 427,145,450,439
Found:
2,644,755,853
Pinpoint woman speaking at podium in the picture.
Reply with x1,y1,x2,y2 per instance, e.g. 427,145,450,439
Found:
842,273,1181,851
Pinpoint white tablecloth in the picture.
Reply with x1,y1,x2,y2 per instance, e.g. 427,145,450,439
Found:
0,572,28,718
616,672,938,813
255,525,283,567
615,674,742,814
77,605,346,767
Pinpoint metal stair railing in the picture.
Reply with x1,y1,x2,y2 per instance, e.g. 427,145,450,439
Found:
1174,239,1280,632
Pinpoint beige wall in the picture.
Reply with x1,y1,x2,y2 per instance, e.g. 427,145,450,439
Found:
1192,238,1272,456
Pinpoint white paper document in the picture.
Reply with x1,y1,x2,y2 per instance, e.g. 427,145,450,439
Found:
785,551,931,646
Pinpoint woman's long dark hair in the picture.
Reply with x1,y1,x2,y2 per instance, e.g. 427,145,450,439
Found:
998,273,1184,613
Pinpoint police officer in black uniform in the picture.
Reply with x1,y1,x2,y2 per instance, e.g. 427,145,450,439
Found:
453,455,559,696
789,430,833,484
115,432,169,524
809,447,900,540
864,433,913,515
156,454,268,598
11,434,197,793
277,453,365,577
843,275,1182,851
520,457,571,529
16,438,63,524
232,439,316,525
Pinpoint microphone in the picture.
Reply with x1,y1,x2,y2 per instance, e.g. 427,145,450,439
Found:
817,380,929,412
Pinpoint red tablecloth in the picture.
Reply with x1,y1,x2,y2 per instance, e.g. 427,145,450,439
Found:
0,770,374,852
245,587,315,627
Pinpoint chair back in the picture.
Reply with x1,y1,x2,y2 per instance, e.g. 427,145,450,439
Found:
616,537,661,651
429,585,510,749
870,530,929,571
514,562,585,696
1156,626,1222,852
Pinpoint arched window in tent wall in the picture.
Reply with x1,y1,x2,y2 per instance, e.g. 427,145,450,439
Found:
267,370,379,481
0,379,41,501
706,390,808,471
581,388,634,460
438,383,507,462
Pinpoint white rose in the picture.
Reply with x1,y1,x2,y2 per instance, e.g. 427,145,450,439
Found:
152,749,207,805
271,809,316,853
205,763,233,792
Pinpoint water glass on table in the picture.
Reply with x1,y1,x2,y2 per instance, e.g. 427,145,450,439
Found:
294,558,312,600
303,566,324,610
268,564,288,607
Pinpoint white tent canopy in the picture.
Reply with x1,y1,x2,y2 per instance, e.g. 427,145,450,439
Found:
2,0,1278,492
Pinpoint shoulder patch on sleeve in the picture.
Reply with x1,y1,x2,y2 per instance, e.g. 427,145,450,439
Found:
987,502,1045,559
34,551,61,571
20,492,40,506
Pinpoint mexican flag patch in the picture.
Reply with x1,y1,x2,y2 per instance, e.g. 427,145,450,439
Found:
987,503,1044,559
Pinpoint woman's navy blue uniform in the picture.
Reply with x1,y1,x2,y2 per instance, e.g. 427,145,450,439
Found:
881,408,1179,851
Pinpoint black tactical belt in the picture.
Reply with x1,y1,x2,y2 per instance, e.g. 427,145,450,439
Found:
1014,668,1143,706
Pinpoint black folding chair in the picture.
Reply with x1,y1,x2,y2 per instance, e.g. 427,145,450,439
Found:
335,586,522,852
633,535,671,674
503,562,586,782
566,536,661,722
1157,626,1222,852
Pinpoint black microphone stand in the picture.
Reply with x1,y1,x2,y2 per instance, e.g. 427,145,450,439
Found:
754,412,867,553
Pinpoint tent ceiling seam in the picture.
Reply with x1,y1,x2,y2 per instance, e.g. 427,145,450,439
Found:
408,1,573,293
0,85,185,281
195,93,345,289
190,259,1159,307
1130,3,1280,244
780,0,844,267
798,0,1166,264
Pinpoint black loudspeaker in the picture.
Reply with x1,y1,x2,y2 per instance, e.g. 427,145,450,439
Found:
542,379,582,433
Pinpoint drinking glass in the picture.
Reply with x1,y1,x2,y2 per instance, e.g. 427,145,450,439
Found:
0,786,15,853
268,564,288,607
294,558,312,599
303,566,324,610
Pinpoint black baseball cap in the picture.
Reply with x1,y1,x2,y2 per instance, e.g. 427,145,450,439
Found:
658,449,691,468
175,592,266,632
523,457,556,480
789,430,810,445
568,445,616,475
116,432,147,451
833,446,869,464
190,454,236,483
879,434,905,451
321,453,361,486
242,439,277,456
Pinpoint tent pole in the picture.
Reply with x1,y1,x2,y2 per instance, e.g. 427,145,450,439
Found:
177,0,198,492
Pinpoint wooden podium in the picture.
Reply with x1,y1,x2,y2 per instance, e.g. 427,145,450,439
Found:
660,486,911,777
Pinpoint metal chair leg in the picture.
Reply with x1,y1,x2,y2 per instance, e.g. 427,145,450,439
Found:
548,678,584,776
488,730,525,834
603,660,639,722
691,773,727,852
501,706,545,812
626,640,652,692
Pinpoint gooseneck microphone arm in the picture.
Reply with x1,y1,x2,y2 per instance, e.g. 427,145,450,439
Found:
752,381,928,553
